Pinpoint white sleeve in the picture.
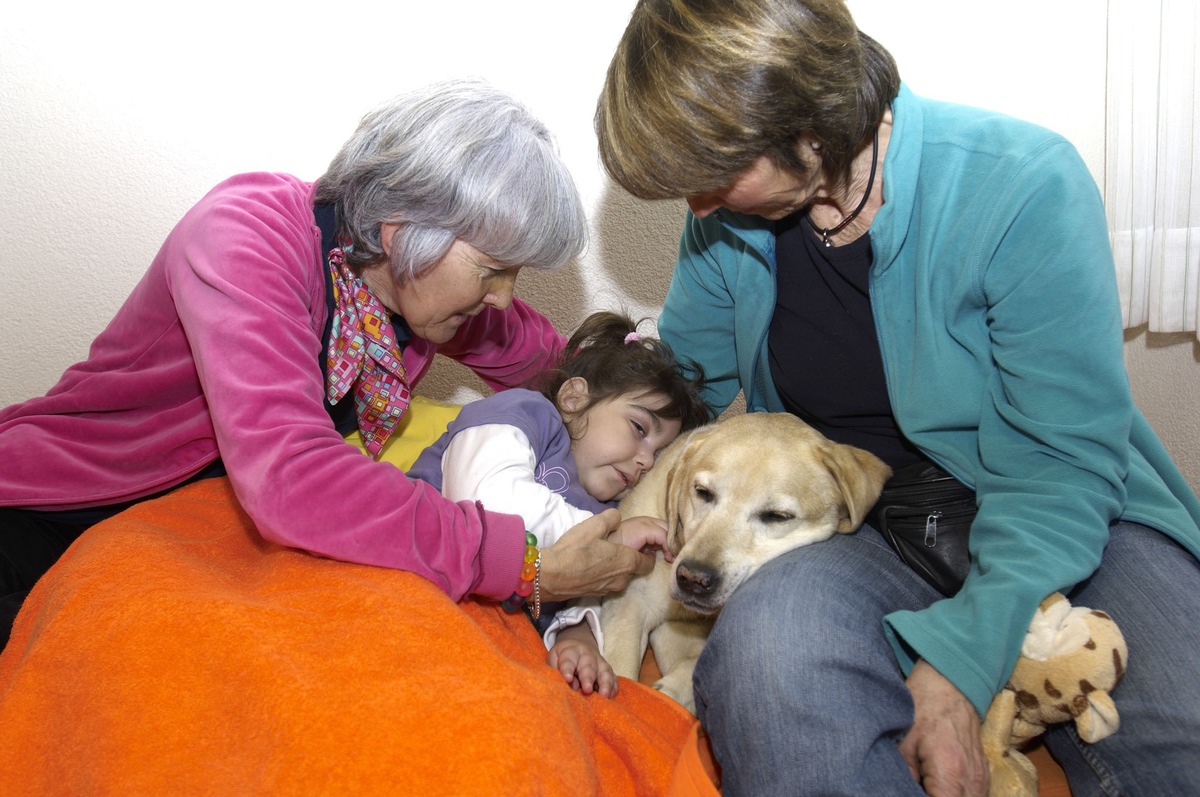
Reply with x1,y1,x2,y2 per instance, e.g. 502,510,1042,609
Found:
540,597,604,652
438,424,595,547
439,424,605,651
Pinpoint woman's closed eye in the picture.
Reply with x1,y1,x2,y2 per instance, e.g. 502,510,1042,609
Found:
480,262,519,281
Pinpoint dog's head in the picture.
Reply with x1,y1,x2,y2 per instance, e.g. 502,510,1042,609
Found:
626,412,891,615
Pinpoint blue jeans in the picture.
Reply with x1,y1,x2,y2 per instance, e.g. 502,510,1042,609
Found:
693,521,1200,796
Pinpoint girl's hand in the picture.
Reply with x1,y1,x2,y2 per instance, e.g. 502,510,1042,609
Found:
546,623,618,698
611,516,675,562
538,509,656,601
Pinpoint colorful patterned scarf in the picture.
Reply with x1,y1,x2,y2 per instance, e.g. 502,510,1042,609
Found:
325,246,411,458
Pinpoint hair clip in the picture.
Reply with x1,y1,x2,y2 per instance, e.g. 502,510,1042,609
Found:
624,332,642,345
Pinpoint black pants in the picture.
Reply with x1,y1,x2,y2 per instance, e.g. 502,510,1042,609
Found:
0,509,92,649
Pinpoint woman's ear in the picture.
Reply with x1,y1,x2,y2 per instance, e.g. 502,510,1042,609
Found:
556,377,590,414
379,222,401,258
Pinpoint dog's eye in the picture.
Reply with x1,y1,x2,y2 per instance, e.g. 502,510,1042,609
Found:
694,485,715,503
758,510,795,524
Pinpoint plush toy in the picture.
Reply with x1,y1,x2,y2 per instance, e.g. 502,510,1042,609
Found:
979,592,1128,797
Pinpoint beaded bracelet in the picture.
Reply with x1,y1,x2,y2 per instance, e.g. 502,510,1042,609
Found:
501,532,542,619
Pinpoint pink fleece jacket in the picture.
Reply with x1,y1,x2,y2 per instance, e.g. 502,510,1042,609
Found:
0,173,565,601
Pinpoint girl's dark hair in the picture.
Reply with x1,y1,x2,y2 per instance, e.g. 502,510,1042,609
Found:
537,311,712,432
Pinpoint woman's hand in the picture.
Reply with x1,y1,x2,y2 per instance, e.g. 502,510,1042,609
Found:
898,660,990,796
611,515,675,562
546,622,618,698
538,509,656,601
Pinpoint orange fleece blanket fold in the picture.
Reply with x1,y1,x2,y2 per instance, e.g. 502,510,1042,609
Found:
0,478,718,796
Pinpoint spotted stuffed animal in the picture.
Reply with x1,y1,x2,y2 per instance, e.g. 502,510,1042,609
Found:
979,592,1128,797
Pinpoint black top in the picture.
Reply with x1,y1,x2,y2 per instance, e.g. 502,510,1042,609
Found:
768,213,922,469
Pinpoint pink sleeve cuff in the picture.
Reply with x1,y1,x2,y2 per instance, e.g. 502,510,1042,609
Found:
471,503,528,601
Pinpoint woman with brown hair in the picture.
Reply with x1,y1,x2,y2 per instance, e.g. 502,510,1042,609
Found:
597,1,1200,795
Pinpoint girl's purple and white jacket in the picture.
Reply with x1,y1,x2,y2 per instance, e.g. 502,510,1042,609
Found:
409,389,613,649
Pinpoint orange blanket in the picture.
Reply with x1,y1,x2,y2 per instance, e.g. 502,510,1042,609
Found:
0,478,719,796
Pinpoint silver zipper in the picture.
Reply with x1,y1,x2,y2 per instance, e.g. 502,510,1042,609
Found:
924,511,942,547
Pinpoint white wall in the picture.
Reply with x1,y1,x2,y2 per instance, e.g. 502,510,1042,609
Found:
2,0,1196,490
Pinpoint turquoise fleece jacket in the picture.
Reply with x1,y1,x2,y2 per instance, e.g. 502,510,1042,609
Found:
658,84,1200,716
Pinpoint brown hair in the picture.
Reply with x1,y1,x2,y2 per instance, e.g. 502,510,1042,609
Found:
536,311,712,432
596,0,900,199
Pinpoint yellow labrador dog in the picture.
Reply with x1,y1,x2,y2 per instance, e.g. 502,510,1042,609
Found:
600,412,891,713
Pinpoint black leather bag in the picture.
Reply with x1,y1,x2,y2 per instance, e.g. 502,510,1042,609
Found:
867,460,977,596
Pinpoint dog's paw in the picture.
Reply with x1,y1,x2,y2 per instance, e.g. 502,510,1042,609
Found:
653,673,697,715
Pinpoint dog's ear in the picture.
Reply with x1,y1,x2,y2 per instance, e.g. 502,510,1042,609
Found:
820,444,892,532
662,424,719,551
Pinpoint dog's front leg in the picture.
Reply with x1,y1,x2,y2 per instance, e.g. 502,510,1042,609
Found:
648,617,713,714
599,582,653,681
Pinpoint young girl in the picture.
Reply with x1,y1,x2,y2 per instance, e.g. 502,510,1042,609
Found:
408,311,711,696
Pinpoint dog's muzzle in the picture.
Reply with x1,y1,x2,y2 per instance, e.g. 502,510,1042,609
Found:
672,560,723,613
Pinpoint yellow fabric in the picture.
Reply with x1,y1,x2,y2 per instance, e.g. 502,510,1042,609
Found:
343,395,462,470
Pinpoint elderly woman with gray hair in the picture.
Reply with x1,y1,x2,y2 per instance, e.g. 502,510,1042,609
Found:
0,79,654,648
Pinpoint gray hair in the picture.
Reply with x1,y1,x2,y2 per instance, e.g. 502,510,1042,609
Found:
316,78,587,278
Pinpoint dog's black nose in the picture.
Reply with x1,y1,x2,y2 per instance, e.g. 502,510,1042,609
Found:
676,561,720,596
